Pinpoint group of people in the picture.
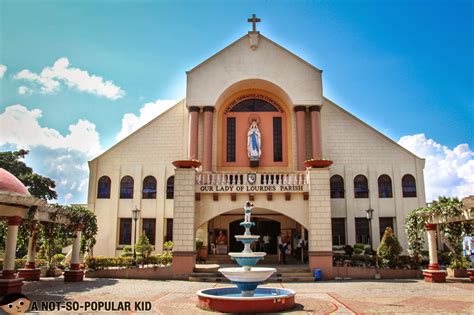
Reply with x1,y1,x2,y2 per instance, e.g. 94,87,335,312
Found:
209,229,307,263
277,232,307,264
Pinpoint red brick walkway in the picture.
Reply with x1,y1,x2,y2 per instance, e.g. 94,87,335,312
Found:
20,277,473,314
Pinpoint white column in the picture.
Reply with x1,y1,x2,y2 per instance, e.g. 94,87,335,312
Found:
426,223,439,270
71,228,82,270
3,217,21,278
26,229,38,268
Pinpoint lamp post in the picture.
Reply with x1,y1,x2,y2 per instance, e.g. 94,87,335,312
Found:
365,207,374,250
132,206,140,267
366,207,380,279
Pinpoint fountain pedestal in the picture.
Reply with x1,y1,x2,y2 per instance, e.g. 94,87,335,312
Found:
197,201,296,312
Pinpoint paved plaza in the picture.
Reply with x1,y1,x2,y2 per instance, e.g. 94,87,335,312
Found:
20,277,474,314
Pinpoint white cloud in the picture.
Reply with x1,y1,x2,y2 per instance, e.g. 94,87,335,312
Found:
18,86,32,95
0,104,104,204
14,57,125,100
398,134,474,201
0,104,101,156
0,64,7,78
116,99,176,141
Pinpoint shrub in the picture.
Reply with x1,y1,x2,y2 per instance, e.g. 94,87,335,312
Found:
163,241,173,251
135,234,154,266
120,245,133,257
377,227,402,268
84,252,173,271
52,253,65,267
0,259,47,270
449,256,470,270
343,245,354,257
438,251,452,266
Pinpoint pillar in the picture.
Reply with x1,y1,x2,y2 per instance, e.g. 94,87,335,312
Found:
202,106,214,171
0,216,24,295
64,225,85,282
18,227,42,281
188,106,200,160
423,223,446,283
309,106,322,160
172,167,197,279
295,106,307,171
307,168,333,279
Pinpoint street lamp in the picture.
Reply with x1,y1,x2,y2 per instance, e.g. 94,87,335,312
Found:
365,207,374,250
366,207,380,278
132,206,140,267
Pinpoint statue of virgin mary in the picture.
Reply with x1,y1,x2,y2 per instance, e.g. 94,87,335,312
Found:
247,120,261,161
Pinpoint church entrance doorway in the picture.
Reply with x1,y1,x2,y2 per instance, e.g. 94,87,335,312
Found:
229,217,280,254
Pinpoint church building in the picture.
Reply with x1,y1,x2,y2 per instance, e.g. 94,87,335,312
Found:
87,17,426,278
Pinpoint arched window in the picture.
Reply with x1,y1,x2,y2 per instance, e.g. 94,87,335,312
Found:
97,176,111,199
166,176,174,199
378,175,393,198
330,175,345,198
402,174,417,197
354,175,369,198
142,176,157,199
120,176,134,199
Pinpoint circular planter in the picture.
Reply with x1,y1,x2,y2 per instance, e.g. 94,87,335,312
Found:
172,160,201,169
304,159,333,168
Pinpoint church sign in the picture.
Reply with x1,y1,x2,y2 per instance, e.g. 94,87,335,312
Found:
196,183,307,193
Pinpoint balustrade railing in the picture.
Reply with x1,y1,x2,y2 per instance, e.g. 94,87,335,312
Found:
195,171,308,186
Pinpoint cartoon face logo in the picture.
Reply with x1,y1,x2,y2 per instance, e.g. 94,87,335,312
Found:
0,293,31,315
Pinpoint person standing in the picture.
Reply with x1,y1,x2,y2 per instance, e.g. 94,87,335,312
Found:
278,232,288,264
263,234,271,253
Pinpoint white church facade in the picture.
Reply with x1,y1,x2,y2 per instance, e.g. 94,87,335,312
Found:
87,19,426,278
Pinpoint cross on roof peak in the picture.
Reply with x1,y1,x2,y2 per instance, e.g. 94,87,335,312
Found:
247,14,261,32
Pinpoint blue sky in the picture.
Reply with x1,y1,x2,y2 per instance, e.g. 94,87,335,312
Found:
0,0,472,203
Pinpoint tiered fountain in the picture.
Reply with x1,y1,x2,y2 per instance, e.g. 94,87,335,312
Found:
197,201,295,313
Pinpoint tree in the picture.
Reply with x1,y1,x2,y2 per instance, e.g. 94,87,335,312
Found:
0,149,57,200
135,233,154,266
0,150,57,253
377,227,402,268
405,196,473,269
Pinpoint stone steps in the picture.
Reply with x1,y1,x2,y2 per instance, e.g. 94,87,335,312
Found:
189,265,314,282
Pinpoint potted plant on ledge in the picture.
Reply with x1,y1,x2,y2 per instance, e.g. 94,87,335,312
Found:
172,159,201,169
303,159,333,169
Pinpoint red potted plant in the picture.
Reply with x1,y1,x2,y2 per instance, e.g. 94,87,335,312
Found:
172,159,201,169
304,159,333,169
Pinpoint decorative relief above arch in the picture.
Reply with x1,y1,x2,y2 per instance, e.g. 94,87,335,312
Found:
223,94,284,115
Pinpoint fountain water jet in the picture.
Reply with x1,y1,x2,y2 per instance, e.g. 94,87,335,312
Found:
196,201,296,313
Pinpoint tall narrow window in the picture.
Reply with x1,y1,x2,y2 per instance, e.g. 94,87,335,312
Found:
166,218,173,242
120,176,134,199
330,175,345,198
226,117,236,162
119,218,132,245
142,218,156,245
332,218,346,245
166,176,174,199
354,175,369,198
355,218,370,244
142,176,157,199
402,174,417,197
378,175,393,198
273,117,283,162
97,176,111,199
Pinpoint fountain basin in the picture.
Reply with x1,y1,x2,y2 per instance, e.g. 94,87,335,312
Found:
234,234,260,244
228,252,267,269
218,267,275,283
197,287,296,313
